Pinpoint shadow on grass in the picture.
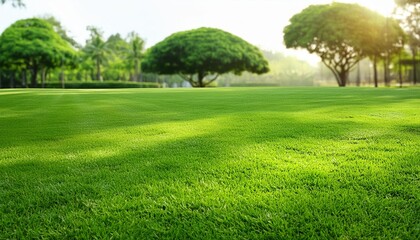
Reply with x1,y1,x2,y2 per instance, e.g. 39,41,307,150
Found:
1,87,419,150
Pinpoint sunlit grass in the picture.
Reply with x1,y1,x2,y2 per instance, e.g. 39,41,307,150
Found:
0,87,419,238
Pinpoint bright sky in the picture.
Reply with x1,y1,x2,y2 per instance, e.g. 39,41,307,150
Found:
0,0,396,64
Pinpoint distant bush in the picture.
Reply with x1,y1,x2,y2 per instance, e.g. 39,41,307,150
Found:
43,81,161,89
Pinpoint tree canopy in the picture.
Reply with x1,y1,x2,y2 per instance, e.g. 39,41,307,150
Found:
284,2,403,87
0,18,77,87
142,27,269,87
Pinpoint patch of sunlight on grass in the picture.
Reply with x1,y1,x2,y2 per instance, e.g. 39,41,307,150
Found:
0,109,27,118
0,116,229,166
0,90,29,95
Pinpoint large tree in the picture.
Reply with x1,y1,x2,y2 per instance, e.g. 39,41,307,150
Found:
0,18,76,87
284,3,400,87
142,27,269,87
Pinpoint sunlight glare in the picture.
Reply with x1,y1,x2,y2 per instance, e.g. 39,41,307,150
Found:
340,0,396,16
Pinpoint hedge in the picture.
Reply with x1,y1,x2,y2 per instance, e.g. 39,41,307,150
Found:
43,81,161,89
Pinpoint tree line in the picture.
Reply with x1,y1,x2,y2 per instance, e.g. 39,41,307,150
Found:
284,1,419,87
0,0,419,88
0,16,149,88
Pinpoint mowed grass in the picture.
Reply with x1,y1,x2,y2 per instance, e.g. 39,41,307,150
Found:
0,87,419,239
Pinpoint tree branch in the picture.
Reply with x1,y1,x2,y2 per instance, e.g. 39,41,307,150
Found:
178,73,198,87
203,74,219,86
322,60,342,86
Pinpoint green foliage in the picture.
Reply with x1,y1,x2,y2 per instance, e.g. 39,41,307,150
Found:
0,88,419,238
126,32,145,81
102,58,128,81
0,17,148,86
102,34,130,81
142,27,269,87
106,33,130,57
0,18,77,87
83,26,112,81
284,3,404,87
80,29,146,83
101,32,146,82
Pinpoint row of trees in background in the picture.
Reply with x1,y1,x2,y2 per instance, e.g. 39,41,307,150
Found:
0,16,149,88
1,0,419,88
83,26,145,83
283,2,418,87
0,17,270,88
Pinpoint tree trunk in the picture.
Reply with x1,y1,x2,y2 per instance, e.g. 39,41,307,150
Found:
373,56,378,88
413,48,417,85
21,70,27,88
60,67,65,88
41,67,47,88
96,58,102,82
338,70,348,87
383,60,387,87
60,67,65,89
383,55,390,87
198,72,205,87
31,68,38,88
322,61,345,87
10,73,15,88
134,59,139,82
356,62,361,87
399,51,403,88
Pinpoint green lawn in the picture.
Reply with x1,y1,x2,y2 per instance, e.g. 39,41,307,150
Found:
0,87,419,239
